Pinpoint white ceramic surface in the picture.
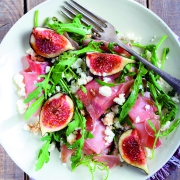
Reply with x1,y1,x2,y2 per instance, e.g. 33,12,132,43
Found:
0,0,180,180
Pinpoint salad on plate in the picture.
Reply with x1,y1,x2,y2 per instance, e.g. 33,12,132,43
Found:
13,8,180,180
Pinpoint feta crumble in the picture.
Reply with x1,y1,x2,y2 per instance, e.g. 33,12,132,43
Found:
111,105,119,114
118,33,142,43
113,93,125,105
145,147,152,158
23,121,40,134
99,86,112,97
56,86,61,92
13,73,26,97
48,142,56,152
171,93,180,104
135,116,140,123
71,58,84,69
70,80,80,93
161,121,171,131
77,72,93,86
157,78,173,94
103,77,111,83
145,104,150,111
67,133,77,145
104,126,115,145
101,112,115,126
113,117,124,129
16,99,28,114
45,66,51,73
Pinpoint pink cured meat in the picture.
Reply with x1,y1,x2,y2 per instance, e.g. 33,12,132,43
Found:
93,155,120,168
77,78,134,120
133,118,161,149
61,145,75,163
26,55,50,74
21,71,40,95
84,120,109,154
128,93,157,123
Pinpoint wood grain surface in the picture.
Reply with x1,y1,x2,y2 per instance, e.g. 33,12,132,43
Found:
0,0,180,180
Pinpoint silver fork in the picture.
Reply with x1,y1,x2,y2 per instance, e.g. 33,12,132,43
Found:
61,0,180,94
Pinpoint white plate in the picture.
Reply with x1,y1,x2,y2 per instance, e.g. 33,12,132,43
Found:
0,0,180,180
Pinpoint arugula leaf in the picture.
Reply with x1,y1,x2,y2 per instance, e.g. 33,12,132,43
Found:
81,85,87,93
95,78,119,87
47,14,92,37
24,86,42,103
161,47,170,69
72,154,109,180
34,10,39,27
85,131,94,139
24,95,44,120
147,120,156,133
158,118,180,137
119,64,143,121
35,134,52,171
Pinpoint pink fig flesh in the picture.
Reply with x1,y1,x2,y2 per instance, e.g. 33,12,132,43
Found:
119,129,148,174
40,93,74,136
86,52,135,76
30,27,74,58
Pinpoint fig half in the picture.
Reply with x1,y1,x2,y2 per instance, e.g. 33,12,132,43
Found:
86,52,135,76
40,93,74,136
118,129,148,174
30,27,74,58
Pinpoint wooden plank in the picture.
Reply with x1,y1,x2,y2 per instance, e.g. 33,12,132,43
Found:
0,144,24,180
27,0,46,11
149,0,180,36
0,0,24,43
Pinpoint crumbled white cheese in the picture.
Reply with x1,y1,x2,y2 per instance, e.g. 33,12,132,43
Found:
56,86,61,92
161,121,171,131
13,73,26,97
45,66,51,73
103,77,111,83
113,93,125,105
157,78,173,94
51,58,56,63
70,80,80,93
48,142,56,152
139,85,143,89
145,104,150,111
171,93,180,104
99,86,112,97
146,50,152,61
118,32,141,43
67,133,77,145
113,117,124,129
101,112,115,126
111,105,119,114
104,126,115,145
76,68,83,75
16,98,28,114
77,72,93,86
135,116,140,123
145,147,152,158
71,58,84,69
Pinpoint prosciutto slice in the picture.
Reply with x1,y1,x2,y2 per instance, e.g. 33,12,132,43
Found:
129,92,157,123
93,155,120,168
77,77,134,120
61,145,75,163
84,120,109,154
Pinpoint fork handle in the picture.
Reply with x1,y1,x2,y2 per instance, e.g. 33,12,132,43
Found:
113,38,180,94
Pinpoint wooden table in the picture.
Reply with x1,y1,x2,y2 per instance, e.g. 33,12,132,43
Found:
0,0,180,179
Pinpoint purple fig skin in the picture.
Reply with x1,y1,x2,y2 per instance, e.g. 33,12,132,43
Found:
119,129,148,174
30,27,74,58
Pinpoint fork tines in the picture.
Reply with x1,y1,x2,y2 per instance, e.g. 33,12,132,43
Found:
61,0,107,34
